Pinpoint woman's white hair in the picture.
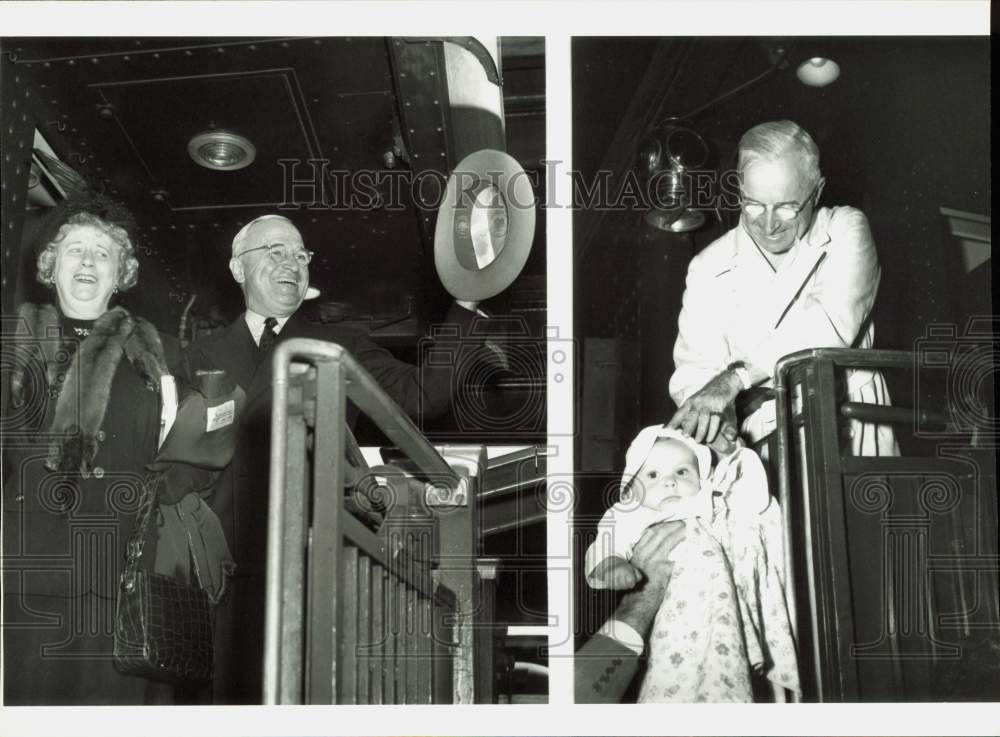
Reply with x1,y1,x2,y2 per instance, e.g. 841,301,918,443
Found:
36,211,139,291
737,120,821,185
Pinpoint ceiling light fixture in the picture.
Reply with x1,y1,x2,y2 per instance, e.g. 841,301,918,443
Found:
188,130,257,171
796,57,841,87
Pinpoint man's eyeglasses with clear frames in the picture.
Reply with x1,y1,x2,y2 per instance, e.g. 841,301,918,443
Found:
237,242,314,265
740,180,820,222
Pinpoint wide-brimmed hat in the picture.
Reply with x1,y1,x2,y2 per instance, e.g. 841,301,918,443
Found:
433,148,535,301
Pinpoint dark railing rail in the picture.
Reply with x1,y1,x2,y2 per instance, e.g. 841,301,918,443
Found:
772,348,998,702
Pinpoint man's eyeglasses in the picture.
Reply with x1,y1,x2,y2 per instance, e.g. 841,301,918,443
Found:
237,242,314,265
740,181,820,222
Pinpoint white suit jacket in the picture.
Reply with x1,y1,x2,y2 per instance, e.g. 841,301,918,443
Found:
670,206,897,455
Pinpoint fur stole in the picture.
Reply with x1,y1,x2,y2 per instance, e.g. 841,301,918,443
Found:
10,303,170,476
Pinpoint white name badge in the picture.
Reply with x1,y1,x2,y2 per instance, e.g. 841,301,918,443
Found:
206,400,235,432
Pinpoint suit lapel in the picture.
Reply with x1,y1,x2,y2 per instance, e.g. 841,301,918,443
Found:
242,311,320,399
202,316,260,395
768,209,834,327
730,219,832,329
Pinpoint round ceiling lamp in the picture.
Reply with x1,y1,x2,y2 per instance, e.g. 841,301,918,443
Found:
188,130,257,171
796,57,841,87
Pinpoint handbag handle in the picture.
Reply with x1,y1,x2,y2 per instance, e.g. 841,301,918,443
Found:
121,472,160,589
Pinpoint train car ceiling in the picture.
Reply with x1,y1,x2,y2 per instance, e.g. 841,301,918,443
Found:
5,37,546,345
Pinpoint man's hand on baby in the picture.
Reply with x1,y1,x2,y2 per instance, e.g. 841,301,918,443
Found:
669,370,742,443
707,403,740,457
630,520,686,591
591,556,644,590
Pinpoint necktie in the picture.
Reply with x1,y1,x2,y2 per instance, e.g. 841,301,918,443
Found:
259,317,278,352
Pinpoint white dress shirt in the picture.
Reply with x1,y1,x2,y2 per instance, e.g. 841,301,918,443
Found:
244,310,291,347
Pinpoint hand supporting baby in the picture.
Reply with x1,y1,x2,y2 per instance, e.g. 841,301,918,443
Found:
589,520,686,591
589,556,643,589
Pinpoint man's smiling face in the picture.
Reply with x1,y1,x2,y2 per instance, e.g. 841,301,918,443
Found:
740,153,824,256
230,218,309,318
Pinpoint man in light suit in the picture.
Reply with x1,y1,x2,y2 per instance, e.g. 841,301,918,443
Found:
668,120,896,456
184,214,482,703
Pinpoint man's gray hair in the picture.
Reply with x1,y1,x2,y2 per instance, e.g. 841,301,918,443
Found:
231,214,295,256
737,120,821,185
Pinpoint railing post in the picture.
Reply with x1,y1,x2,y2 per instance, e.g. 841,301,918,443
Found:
307,359,347,703
430,445,486,704
279,401,308,703
266,339,472,705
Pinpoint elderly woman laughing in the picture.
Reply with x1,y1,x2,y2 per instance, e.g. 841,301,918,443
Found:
2,196,180,704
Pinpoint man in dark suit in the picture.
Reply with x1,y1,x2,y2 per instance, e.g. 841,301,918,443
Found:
184,214,482,703
575,520,685,703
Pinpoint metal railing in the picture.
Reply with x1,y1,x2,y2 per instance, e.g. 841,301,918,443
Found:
772,348,998,701
264,338,482,704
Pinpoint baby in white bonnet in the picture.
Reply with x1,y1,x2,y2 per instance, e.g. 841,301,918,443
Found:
585,424,767,589
584,424,799,701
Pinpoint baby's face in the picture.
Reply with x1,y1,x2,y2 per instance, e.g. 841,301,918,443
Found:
633,438,702,510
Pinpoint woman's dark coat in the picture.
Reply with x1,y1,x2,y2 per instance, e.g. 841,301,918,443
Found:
2,303,179,705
